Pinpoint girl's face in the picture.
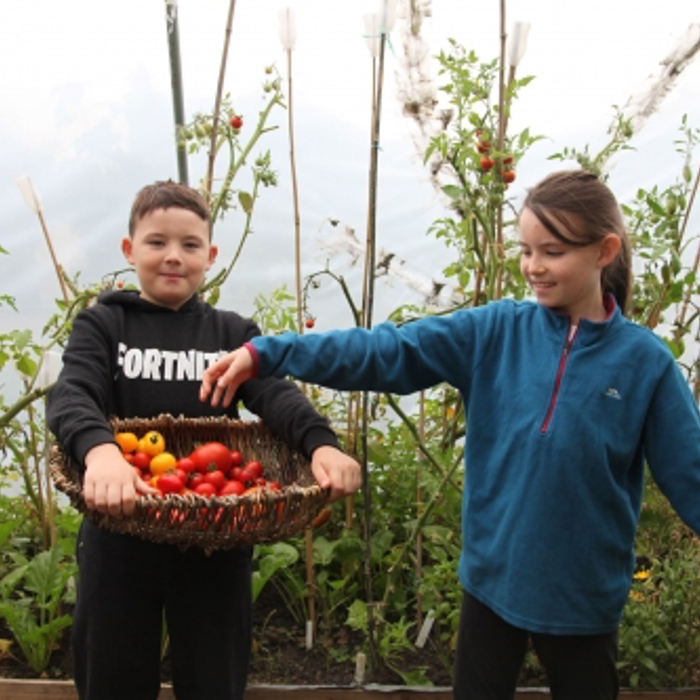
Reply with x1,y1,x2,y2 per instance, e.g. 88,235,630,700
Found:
518,207,619,324
122,207,217,311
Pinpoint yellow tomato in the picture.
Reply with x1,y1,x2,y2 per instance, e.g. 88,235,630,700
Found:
115,432,139,453
138,431,166,457
149,452,177,476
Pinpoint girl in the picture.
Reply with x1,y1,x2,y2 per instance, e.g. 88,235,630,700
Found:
200,170,700,699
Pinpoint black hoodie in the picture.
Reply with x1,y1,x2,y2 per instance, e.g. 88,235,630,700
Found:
47,290,339,467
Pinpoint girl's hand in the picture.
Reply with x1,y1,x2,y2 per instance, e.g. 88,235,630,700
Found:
311,445,362,502
83,443,158,517
199,347,255,408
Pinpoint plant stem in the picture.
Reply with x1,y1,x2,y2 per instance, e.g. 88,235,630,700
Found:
205,0,238,198
0,386,51,430
385,394,463,494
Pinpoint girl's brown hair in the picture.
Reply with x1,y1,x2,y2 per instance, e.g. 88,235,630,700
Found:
128,180,212,238
523,169,632,315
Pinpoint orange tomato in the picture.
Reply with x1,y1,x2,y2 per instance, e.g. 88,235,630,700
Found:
149,452,177,476
116,432,139,453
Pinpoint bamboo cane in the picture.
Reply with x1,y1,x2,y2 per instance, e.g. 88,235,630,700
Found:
164,0,189,185
205,0,237,200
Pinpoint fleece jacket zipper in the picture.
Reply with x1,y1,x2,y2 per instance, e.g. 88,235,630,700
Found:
540,323,577,434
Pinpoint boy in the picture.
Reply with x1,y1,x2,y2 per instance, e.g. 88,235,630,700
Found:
47,180,361,700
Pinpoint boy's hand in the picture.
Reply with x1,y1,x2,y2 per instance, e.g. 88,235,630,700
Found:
199,347,255,408
83,443,158,517
311,445,362,503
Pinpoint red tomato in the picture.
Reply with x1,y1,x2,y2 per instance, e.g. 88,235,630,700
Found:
174,468,188,486
220,480,246,497
230,450,243,467
191,442,233,475
502,169,516,183
189,473,205,490
176,457,196,474
203,470,226,492
230,115,243,129
239,468,257,486
267,480,282,491
480,156,494,171
244,461,263,480
305,317,315,329
255,477,267,487
158,473,184,495
230,466,244,481
132,452,151,470
194,482,217,497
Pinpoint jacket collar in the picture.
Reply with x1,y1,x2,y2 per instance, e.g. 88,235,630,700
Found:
536,294,623,347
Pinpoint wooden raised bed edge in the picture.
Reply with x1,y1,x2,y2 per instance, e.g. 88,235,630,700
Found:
0,680,698,700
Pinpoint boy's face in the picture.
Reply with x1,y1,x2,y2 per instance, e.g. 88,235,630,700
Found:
122,207,217,311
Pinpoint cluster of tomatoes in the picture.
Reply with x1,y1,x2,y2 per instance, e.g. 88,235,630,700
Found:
475,130,516,184
115,430,281,499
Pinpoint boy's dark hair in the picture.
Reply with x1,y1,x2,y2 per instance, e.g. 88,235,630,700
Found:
128,180,212,238
523,169,632,315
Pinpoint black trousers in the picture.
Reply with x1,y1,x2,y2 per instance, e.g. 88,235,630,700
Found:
72,519,253,700
454,590,619,700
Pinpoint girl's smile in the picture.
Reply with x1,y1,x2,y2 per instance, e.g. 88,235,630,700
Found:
518,207,620,324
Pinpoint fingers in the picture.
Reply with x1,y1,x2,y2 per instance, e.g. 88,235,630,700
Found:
311,447,362,503
84,477,137,518
199,348,254,408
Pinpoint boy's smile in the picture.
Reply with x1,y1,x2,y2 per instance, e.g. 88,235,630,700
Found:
122,207,217,311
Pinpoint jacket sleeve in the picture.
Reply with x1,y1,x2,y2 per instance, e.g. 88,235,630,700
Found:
643,358,700,535
249,307,495,396
46,308,117,468
235,320,340,459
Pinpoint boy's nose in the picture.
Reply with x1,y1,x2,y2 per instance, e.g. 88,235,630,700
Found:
163,246,183,263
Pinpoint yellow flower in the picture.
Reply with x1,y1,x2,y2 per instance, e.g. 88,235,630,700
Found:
633,570,651,582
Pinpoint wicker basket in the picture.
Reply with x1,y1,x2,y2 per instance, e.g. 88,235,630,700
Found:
50,414,329,552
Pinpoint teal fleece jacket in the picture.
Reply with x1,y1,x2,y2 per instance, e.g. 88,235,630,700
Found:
246,299,700,635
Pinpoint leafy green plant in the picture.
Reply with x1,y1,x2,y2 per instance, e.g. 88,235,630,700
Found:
0,544,75,674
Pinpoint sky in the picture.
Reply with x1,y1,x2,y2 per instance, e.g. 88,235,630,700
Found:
0,0,699,345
